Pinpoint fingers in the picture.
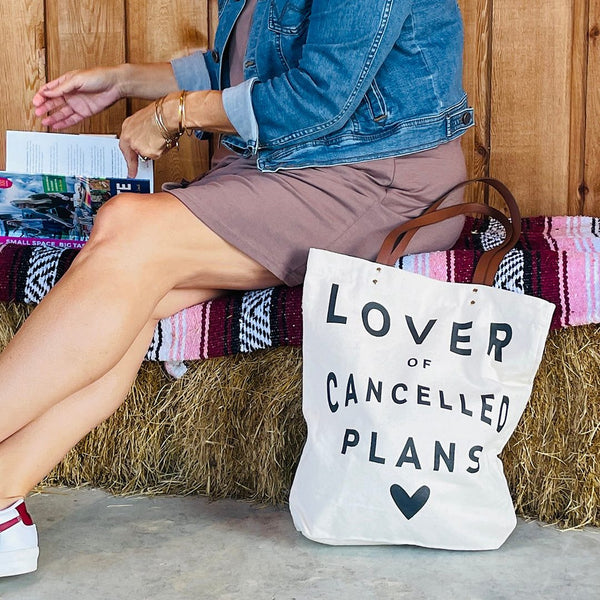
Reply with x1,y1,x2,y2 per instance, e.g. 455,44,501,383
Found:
119,137,141,178
38,104,84,130
33,72,83,126
33,95,65,116
34,71,81,102
119,106,166,178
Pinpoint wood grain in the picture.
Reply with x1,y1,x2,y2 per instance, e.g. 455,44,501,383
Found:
0,0,45,169
459,0,492,204
126,0,211,188
45,0,127,136
585,0,600,215
489,1,577,216
568,0,590,215
209,0,219,44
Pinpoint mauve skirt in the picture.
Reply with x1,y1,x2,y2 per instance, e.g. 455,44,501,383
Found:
166,139,467,287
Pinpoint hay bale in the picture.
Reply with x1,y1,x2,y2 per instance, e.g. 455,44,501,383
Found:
0,302,598,527
44,347,306,503
503,324,600,528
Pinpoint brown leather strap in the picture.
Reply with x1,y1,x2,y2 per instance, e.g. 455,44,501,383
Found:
375,178,522,286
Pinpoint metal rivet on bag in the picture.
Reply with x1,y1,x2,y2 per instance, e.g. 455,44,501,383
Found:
373,280,378,284
473,288,479,293
376,267,382,272
471,300,476,305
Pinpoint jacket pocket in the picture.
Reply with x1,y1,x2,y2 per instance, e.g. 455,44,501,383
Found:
268,0,311,35
365,79,388,123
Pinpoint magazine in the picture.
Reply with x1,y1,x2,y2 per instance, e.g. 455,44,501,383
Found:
2,130,154,248
6,130,154,186
0,172,150,248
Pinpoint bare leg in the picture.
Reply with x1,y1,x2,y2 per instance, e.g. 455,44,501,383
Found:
0,192,280,443
0,191,281,506
0,288,222,507
0,321,157,507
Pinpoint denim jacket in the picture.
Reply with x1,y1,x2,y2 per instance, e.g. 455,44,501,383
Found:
171,0,473,172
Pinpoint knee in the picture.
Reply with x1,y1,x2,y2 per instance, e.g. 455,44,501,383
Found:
77,193,159,265
90,193,147,245
70,193,188,294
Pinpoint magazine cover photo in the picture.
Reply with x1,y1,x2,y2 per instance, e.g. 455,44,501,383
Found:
0,173,150,247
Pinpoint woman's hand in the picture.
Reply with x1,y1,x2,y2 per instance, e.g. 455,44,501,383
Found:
33,66,126,130
119,99,170,178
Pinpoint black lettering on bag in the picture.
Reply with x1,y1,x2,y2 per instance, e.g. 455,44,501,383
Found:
439,390,453,410
395,437,422,470
391,383,408,404
497,395,510,432
433,441,456,472
327,372,338,413
341,429,360,454
450,322,473,356
369,432,386,464
326,283,347,324
460,393,473,416
405,316,437,344
362,302,391,337
488,323,513,362
481,394,494,426
417,385,431,406
345,373,358,407
366,378,383,403
467,445,483,473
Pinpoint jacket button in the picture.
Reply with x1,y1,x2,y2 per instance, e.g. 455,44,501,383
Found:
461,112,472,125
211,49,220,63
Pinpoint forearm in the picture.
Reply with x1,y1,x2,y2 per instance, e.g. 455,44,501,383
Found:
160,90,236,135
117,63,180,100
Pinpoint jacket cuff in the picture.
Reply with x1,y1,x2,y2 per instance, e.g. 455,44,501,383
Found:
170,51,212,91
221,78,259,153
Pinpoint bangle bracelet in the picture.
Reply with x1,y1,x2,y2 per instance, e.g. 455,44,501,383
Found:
178,90,188,135
154,95,183,150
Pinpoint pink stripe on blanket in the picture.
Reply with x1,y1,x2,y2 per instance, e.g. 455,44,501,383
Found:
428,252,450,282
166,311,183,361
182,300,207,360
565,250,600,327
203,300,211,359
402,252,448,282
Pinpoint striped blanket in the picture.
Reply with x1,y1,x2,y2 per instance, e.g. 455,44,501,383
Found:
0,216,598,364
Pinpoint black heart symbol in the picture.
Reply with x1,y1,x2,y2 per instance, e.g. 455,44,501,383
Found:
390,484,430,519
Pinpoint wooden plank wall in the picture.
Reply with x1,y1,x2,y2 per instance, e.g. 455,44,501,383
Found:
459,0,599,215
0,0,598,217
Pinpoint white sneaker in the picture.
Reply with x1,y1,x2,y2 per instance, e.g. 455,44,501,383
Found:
0,499,39,577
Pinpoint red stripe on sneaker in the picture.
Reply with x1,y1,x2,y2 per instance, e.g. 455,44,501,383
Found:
16,502,33,526
0,516,21,533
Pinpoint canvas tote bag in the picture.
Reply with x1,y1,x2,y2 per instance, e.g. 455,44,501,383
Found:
290,179,555,550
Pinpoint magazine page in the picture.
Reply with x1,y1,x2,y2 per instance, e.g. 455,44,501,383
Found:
0,172,151,248
6,130,154,190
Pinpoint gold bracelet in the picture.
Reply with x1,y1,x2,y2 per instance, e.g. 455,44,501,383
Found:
178,90,188,135
154,95,183,150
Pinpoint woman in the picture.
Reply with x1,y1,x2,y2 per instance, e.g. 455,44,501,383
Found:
0,0,472,577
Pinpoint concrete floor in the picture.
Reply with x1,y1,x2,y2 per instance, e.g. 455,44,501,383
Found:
0,488,599,600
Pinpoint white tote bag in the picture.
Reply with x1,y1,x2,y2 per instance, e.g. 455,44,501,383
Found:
290,179,555,550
